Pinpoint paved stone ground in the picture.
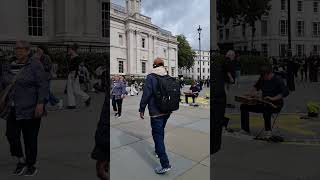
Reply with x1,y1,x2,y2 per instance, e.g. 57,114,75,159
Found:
0,80,101,179
0,76,319,179
0,80,210,179
214,76,320,179
110,86,210,180
213,136,320,180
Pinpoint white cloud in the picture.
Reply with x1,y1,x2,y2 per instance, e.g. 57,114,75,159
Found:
111,0,210,51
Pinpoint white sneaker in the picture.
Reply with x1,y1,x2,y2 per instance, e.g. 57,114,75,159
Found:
238,129,250,136
57,99,63,109
117,115,122,119
261,131,273,138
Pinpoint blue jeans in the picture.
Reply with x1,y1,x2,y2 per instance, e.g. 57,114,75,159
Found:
151,114,170,168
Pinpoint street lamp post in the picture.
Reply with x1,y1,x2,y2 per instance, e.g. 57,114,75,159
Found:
198,25,202,81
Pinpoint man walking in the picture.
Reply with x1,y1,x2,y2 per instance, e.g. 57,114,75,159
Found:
139,58,180,174
66,44,90,109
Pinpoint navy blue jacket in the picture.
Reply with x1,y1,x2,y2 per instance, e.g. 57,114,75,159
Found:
139,74,164,116
0,57,49,120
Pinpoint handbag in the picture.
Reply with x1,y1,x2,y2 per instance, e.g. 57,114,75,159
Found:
0,83,14,120
0,67,24,120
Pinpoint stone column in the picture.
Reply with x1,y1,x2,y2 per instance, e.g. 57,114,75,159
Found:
211,0,218,50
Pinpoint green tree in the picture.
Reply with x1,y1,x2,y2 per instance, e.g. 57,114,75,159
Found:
239,0,271,50
177,35,196,69
218,0,241,25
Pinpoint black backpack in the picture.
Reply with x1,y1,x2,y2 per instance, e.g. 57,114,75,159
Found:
152,74,180,113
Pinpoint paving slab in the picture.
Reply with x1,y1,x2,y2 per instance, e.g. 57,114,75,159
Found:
114,120,176,140
184,120,210,134
110,141,196,180
175,164,210,180
110,127,140,149
214,136,320,180
147,127,210,162
200,156,210,167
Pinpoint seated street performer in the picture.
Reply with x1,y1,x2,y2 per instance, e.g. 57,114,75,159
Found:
184,83,199,104
239,65,289,138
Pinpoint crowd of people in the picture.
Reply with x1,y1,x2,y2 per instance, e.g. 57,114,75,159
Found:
0,41,108,179
271,54,320,83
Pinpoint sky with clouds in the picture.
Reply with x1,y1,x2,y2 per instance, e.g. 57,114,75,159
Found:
111,0,210,51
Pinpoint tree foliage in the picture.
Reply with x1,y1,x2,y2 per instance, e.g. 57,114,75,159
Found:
177,35,196,69
238,0,271,49
218,0,271,49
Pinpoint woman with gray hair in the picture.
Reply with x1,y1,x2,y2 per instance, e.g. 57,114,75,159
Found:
0,40,49,176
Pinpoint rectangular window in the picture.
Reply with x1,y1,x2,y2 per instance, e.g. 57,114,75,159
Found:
197,68,200,73
142,38,145,48
314,1,319,12
281,0,286,10
313,22,320,36
262,44,268,57
261,20,268,36
118,61,124,73
280,44,287,57
203,62,205,66
225,29,230,40
219,29,223,40
141,62,146,74
208,69,210,73
297,0,303,12
280,20,288,35
171,67,175,76
102,2,110,38
119,34,123,46
28,0,43,36
296,44,305,57
313,45,320,55
192,68,194,73
242,24,246,37
296,21,304,37
198,61,200,65
203,68,205,73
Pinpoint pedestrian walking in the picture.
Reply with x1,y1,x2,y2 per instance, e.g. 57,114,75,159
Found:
78,62,91,92
139,58,180,174
224,50,236,108
35,45,63,109
286,59,295,91
0,41,49,176
66,44,91,109
111,75,127,118
129,77,138,96
235,51,241,87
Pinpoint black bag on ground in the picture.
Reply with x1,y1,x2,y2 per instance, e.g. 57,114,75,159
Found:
152,74,180,113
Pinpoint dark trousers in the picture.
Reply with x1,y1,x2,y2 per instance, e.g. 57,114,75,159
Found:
185,94,196,104
112,96,123,116
151,114,170,168
6,109,41,167
240,104,281,132
300,69,305,81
